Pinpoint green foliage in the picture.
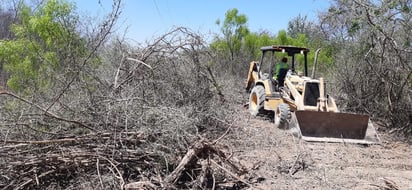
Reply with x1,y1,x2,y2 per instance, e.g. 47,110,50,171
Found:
0,0,86,94
243,32,275,59
220,8,248,37
275,30,290,45
211,8,335,79
213,8,249,61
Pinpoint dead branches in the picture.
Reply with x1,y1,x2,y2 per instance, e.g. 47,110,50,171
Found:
0,132,148,189
370,178,400,190
0,90,95,132
164,139,246,184
1,134,250,190
125,139,249,189
321,0,412,133
0,26,232,189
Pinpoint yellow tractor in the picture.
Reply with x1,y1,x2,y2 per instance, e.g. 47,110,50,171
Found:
245,45,379,144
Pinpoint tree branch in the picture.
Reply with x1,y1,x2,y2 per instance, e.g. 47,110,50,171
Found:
0,90,95,132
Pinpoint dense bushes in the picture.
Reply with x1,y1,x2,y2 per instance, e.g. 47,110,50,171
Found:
321,0,411,134
0,1,232,188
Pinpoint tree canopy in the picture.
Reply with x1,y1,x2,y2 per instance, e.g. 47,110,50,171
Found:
0,0,86,94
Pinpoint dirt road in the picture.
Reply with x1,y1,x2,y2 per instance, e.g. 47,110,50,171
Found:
225,106,412,190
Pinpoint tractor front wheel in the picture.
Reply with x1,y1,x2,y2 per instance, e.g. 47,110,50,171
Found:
274,103,291,129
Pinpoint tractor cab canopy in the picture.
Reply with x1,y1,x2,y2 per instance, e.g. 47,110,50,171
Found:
261,45,310,55
260,45,310,76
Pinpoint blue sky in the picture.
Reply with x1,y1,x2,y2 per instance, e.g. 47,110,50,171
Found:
72,0,331,44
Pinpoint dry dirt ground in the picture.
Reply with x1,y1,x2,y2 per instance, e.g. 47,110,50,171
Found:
223,104,412,190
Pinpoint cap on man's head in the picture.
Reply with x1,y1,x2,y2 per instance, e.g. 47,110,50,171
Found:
282,57,288,63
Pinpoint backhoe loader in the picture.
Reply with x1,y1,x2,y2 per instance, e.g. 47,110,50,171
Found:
245,45,379,144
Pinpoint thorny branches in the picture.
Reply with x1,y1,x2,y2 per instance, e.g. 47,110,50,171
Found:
45,0,123,112
320,0,411,132
0,27,239,189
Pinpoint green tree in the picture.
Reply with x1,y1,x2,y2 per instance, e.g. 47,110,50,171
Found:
0,6,16,87
214,8,249,61
286,14,337,77
243,32,275,60
275,30,291,45
0,0,86,94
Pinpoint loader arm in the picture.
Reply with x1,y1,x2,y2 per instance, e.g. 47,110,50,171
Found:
284,76,304,110
317,78,327,111
245,61,259,91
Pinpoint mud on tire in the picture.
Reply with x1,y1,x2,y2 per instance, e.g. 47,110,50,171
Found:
249,85,265,116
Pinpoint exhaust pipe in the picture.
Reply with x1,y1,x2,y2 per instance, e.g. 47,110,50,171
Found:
311,48,322,79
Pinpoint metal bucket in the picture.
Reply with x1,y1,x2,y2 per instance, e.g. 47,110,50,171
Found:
291,111,379,144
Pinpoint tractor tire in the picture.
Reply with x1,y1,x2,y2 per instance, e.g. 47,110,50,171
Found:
274,103,291,129
249,85,265,116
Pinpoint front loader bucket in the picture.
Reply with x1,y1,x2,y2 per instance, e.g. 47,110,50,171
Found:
291,111,379,144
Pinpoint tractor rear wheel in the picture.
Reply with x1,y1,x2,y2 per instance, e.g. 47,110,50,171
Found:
274,103,291,129
249,85,265,116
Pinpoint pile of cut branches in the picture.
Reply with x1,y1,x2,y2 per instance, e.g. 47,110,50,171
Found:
0,27,251,189
0,132,251,189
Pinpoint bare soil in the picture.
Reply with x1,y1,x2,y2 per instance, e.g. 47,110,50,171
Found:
223,104,412,190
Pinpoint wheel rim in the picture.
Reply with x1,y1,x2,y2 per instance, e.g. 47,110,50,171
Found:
250,93,258,110
275,107,280,123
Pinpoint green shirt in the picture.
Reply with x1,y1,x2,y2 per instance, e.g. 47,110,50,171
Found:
273,62,288,80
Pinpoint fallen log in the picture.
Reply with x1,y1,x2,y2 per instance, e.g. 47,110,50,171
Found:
164,139,209,184
138,139,247,188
